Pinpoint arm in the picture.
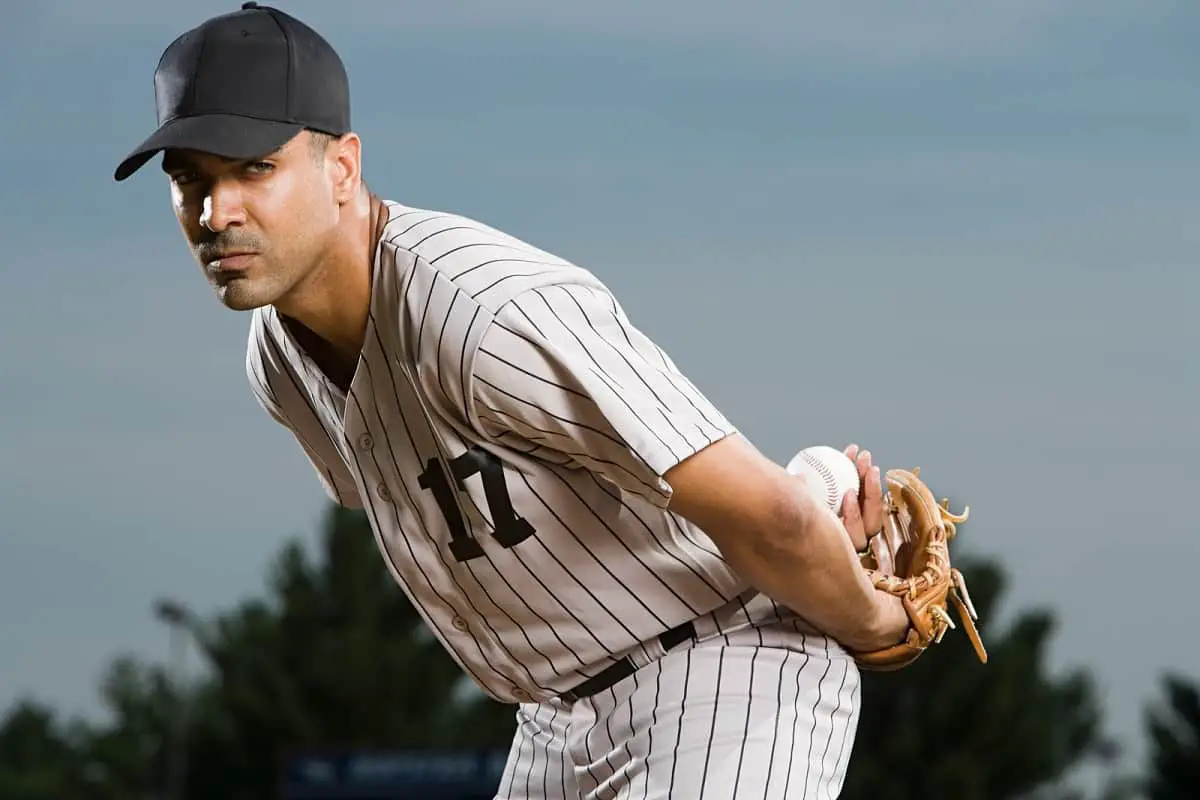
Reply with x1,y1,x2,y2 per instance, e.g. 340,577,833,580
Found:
467,282,735,505
664,434,907,652
468,280,904,650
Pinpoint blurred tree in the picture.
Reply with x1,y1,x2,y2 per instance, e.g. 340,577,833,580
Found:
176,504,517,799
84,655,181,799
840,556,1121,800
0,664,186,800
0,700,90,799
0,503,1140,799
1145,672,1200,799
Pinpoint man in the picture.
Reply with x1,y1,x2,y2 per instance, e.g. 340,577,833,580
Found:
115,4,909,797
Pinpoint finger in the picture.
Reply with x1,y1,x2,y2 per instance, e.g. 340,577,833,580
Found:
841,489,869,552
843,444,860,464
862,465,883,535
855,448,872,484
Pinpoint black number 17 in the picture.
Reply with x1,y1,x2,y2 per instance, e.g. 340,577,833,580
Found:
418,446,535,562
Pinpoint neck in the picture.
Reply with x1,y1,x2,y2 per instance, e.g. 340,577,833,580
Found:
275,191,385,361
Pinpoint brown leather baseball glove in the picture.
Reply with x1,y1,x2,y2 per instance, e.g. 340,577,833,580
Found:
851,467,988,671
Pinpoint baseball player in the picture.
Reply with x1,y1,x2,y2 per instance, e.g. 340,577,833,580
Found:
114,5,912,798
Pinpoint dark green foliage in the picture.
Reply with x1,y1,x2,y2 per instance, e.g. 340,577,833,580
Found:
1145,673,1200,800
0,505,1163,799
840,558,1117,800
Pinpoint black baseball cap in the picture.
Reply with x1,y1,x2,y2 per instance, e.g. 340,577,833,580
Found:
114,2,350,182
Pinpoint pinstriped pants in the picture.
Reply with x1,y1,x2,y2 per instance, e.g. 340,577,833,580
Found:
493,624,861,800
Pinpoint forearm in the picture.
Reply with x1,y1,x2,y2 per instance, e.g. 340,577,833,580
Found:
721,473,905,650
665,435,906,651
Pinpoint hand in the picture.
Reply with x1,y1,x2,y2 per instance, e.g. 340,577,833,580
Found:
839,444,883,553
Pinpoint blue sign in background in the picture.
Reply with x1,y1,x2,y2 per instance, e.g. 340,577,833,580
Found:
281,748,510,799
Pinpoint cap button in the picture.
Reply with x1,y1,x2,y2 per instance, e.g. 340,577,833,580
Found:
241,2,259,9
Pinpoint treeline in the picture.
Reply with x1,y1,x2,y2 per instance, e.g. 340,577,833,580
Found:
1,506,1195,799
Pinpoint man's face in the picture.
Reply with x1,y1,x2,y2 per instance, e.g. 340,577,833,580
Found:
163,131,341,311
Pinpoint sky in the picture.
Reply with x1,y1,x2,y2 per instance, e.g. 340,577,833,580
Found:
1,0,1197,787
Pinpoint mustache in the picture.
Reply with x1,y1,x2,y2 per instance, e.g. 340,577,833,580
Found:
195,233,264,262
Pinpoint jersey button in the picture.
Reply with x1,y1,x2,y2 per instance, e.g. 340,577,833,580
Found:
357,433,374,450
375,483,392,502
451,616,469,632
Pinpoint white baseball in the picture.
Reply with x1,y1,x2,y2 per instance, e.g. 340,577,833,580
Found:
785,445,860,514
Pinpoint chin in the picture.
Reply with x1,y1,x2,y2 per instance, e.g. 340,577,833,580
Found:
214,281,275,311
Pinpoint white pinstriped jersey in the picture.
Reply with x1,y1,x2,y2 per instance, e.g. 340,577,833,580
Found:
245,201,808,704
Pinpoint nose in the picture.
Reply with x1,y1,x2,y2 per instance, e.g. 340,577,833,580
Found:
199,180,246,232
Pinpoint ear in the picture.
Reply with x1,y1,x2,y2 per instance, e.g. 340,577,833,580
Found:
328,133,363,204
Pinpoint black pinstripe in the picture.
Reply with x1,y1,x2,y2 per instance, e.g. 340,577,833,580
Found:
800,639,834,799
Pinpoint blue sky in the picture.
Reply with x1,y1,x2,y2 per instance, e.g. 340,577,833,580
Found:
2,0,1197,783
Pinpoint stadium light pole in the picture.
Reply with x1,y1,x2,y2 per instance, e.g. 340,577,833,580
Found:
154,598,193,800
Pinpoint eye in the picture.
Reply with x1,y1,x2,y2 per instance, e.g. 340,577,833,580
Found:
245,161,275,175
169,171,199,187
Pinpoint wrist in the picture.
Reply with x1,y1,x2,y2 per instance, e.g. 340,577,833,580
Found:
864,592,908,651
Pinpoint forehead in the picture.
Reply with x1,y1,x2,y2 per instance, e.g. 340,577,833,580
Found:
160,138,298,172
161,149,236,172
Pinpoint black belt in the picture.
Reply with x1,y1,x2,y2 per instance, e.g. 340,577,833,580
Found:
559,620,697,704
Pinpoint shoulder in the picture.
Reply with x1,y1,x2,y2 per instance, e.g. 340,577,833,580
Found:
375,201,605,316
373,201,623,428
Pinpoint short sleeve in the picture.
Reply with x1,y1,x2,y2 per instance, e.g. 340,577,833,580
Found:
468,281,737,507
245,321,364,509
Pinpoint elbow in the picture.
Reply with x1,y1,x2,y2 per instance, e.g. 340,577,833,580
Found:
739,474,825,566
665,438,827,573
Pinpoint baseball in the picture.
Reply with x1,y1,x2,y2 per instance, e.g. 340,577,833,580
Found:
785,445,861,514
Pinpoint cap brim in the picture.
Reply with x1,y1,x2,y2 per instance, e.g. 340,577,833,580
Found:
113,114,305,182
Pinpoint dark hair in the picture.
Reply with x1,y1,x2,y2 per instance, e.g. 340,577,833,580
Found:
304,129,368,192
306,129,337,162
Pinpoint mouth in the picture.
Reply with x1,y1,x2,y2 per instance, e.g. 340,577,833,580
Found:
205,252,258,272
